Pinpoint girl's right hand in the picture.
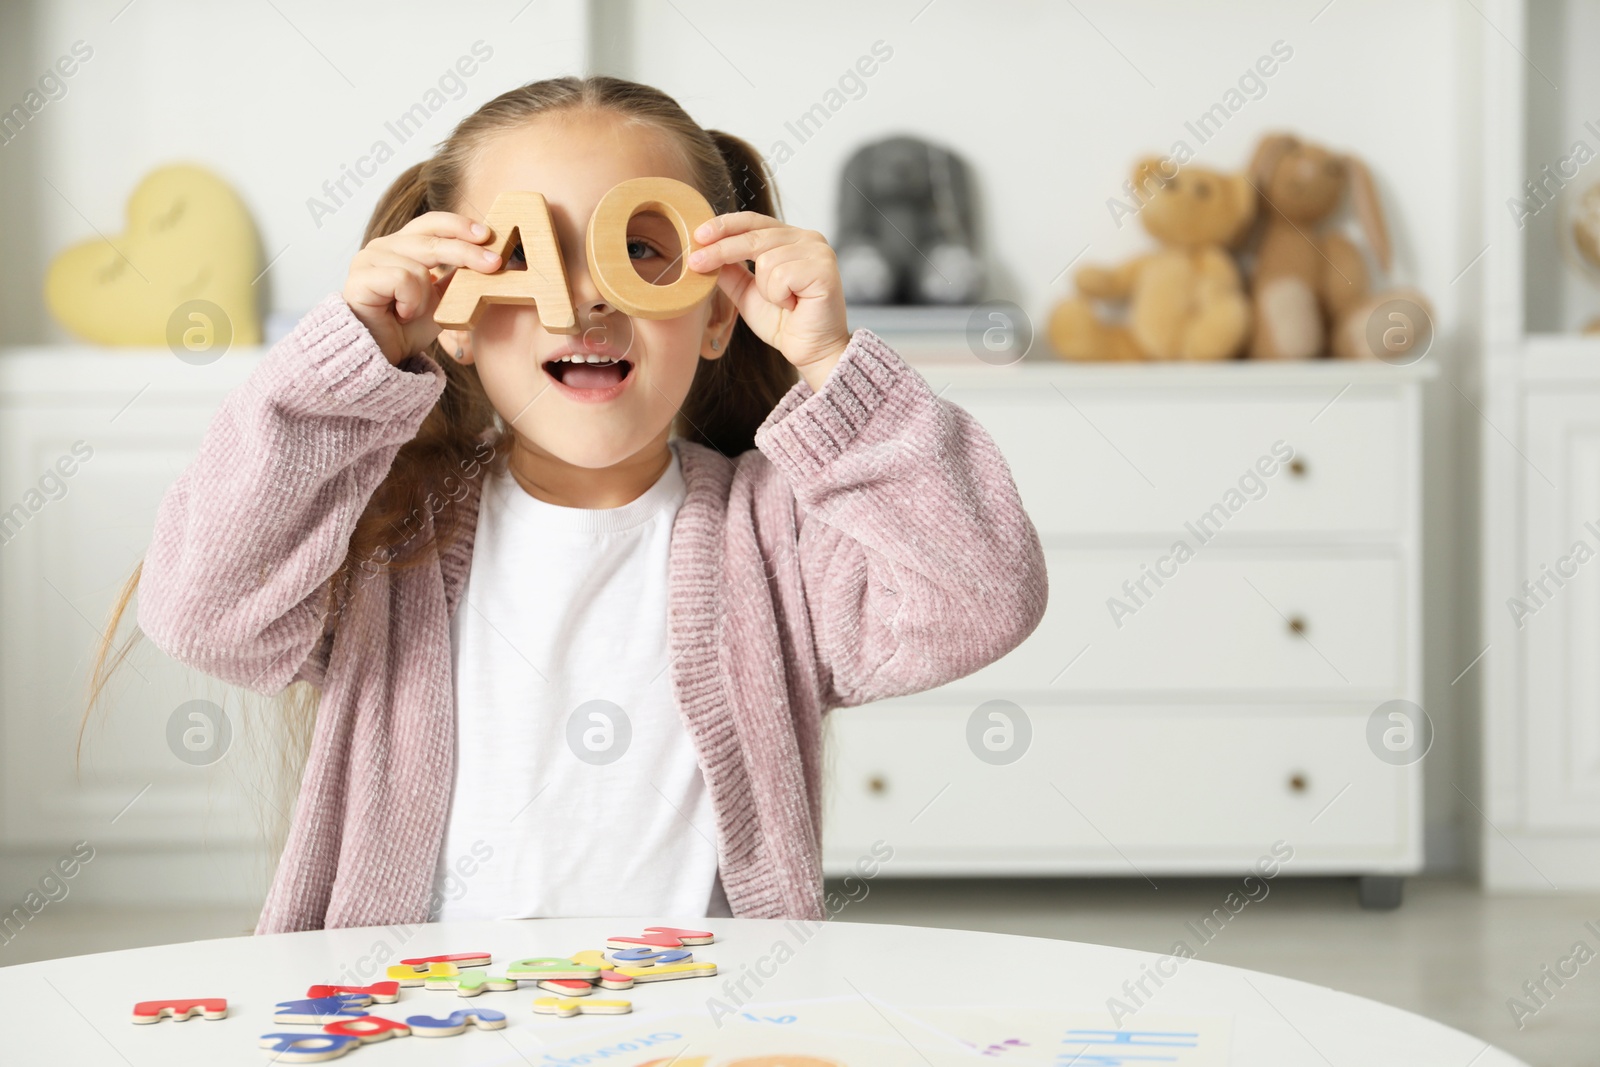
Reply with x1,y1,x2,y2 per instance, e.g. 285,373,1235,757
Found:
342,211,503,366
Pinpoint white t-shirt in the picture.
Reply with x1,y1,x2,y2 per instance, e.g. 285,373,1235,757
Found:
430,439,729,920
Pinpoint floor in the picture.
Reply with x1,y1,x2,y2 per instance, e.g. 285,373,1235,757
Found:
2,877,1594,1066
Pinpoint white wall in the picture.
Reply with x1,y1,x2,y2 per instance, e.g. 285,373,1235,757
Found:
0,0,1484,872
0,0,589,338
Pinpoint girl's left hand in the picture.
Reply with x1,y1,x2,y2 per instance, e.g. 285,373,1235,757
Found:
688,213,853,385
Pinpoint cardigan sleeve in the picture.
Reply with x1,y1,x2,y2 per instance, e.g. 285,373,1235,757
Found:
137,292,447,695
752,328,1048,709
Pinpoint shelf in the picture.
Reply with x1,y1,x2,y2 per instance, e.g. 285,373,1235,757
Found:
847,304,1440,383
845,304,984,333
0,345,266,397
907,356,1438,389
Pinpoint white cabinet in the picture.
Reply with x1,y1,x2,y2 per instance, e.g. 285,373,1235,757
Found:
0,346,271,906
822,361,1429,891
1478,0,1600,890
1483,363,1600,887
1519,389,1600,831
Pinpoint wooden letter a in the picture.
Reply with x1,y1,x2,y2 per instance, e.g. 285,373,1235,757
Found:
434,191,577,332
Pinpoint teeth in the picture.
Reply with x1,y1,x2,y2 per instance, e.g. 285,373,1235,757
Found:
554,354,619,363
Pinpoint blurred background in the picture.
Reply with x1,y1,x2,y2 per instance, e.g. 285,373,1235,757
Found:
0,0,1595,1061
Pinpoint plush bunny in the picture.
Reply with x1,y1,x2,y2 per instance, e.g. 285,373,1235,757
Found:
1049,158,1255,361
834,135,984,305
1246,133,1430,360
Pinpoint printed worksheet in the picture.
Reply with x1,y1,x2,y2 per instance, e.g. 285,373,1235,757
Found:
894,1004,1234,1064
495,998,1232,1065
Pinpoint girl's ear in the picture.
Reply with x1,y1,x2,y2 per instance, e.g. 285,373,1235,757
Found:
703,289,737,360
437,327,472,364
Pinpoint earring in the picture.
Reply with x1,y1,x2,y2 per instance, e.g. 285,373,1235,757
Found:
710,338,721,351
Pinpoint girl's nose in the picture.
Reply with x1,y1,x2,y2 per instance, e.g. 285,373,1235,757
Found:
564,259,615,320
561,260,633,351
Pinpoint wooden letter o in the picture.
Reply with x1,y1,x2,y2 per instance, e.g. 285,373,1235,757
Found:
586,176,718,319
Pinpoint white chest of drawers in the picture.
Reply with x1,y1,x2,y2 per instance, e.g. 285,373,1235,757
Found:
0,346,270,907
821,358,1431,904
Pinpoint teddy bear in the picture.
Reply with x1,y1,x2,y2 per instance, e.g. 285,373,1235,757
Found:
1245,132,1430,360
1049,158,1256,361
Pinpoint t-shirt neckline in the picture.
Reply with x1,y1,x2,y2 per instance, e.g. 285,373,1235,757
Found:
490,439,684,535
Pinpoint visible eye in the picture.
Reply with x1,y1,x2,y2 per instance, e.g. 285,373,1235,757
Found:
507,241,526,269
627,237,660,261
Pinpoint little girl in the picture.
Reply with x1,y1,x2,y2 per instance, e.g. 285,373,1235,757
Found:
121,75,1046,933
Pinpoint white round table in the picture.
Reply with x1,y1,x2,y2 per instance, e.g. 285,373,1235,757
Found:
0,917,1523,1065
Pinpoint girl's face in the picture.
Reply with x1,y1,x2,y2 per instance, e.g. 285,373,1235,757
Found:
443,110,735,470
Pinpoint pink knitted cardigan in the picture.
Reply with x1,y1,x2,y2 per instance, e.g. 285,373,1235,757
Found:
137,293,1047,934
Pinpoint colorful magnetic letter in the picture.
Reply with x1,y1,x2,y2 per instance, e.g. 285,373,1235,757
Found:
405,1007,508,1037
396,952,492,971
536,977,596,996
385,964,428,987
506,956,599,981
613,960,718,983
606,926,715,950
597,969,635,991
130,998,227,1024
273,996,370,1025
305,982,400,1003
425,968,519,997
570,948,634,990
322,1015,412,1043
643,926,716,944
607,946,693,965
386,960,463,987
532,996,633,1018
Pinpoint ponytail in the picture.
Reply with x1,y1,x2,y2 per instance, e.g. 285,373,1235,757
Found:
710,128,784,218
675,130,798,456
344,158,502,584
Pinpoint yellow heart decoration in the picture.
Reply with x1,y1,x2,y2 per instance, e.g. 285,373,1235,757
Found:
45,163,262,346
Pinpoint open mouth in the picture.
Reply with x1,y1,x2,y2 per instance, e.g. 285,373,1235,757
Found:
542,354,634,391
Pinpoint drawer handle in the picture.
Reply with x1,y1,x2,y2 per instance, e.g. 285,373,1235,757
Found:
1287,615,1307,636
1289,458,1308,477
867,775,888,796
1288,772,1309,793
